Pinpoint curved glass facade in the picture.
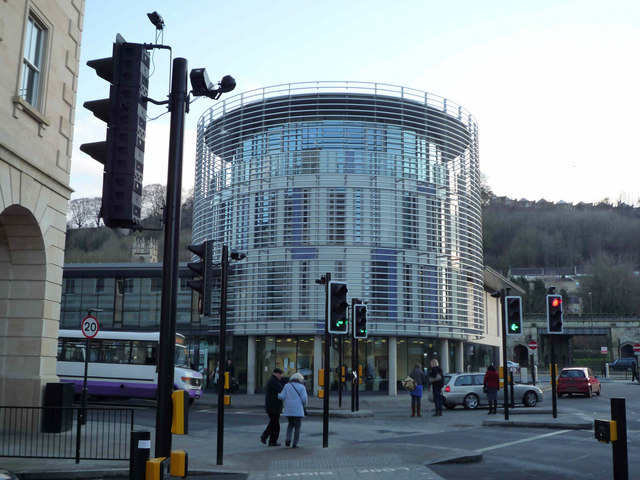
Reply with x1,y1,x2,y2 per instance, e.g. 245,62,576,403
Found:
194,82,483,339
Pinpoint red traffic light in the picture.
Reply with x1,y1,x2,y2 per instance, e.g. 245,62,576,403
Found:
551,298,561,308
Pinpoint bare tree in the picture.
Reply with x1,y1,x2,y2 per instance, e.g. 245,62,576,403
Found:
68,198,93,228
181,186,194,228
142,184,167,219
88,197,102,227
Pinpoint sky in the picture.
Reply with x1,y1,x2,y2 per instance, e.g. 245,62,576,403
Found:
71,0,640,205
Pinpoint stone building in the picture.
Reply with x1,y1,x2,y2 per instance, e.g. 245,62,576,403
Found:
0,0,85,406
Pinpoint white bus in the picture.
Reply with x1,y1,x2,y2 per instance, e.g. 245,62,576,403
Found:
56,330,203,404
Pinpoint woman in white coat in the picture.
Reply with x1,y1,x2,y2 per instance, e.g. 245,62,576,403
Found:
278,372,308,448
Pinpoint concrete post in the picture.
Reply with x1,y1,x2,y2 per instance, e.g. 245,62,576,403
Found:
439,339,449,373
455,341,464,372
247,336,256,394
389,337,397,396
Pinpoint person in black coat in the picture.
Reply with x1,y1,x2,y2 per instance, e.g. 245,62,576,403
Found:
261,368,284,446
429,359,445,416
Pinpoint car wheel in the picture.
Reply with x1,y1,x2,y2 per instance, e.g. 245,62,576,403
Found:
463,393,479,410
586,387,592,398
444,403,455,410
596,385,601,396
557,392,563,398
523,391,537,407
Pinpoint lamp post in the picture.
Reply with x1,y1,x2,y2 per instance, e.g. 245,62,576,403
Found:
216,245,245,466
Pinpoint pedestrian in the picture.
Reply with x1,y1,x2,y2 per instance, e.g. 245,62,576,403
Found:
483,364,500,414
409,362,425,417
428,358,444,416
210,361,220,392
225,359,236,392
261,368,284,447
278,372,308,448
633,361,639,383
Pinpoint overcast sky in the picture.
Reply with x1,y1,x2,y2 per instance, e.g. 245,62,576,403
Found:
71,0,640,205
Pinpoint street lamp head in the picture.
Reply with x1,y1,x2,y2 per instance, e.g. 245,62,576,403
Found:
147,11,165,30
190,69,236,100
219,75,236,93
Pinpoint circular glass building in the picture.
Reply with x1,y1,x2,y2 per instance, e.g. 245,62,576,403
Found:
194,82,484,392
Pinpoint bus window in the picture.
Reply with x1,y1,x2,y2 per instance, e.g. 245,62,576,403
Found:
101,340,126,363
63,340,85,362
131,341,156,365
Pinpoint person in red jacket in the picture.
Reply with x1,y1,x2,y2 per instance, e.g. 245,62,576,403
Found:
483,365,500,414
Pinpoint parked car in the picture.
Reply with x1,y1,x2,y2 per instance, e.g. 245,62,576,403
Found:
608,357,637,371
557,367,601,398
428,372,543,409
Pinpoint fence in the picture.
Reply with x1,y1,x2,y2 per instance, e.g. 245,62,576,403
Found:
0,406,134,462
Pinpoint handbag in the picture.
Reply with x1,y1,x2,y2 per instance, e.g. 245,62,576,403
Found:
483,385,488,393
402,375,417,391
291,383,308,415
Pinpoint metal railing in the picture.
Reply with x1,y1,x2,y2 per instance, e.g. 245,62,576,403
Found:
0,406,134,462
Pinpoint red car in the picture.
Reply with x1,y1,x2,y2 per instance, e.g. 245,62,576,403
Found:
557,367,601,398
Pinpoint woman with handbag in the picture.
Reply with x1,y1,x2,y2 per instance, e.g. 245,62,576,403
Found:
278,372,308,448
409,363,425,417
483,364,500,414
428,359,445,416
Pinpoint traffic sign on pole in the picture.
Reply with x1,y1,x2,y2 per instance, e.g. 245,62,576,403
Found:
528,339,538,352
633,343,640,355
81,315,99,338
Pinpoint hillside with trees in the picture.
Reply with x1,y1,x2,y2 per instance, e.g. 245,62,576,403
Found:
65,182,640,313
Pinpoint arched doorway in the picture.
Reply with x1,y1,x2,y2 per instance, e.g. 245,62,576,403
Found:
0,204,52,407
513,344,529,366
621,343,635,358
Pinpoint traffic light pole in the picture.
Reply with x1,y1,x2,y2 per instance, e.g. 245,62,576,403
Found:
217,245,229,465
323,272,331,448
500,289,509,420
551,338,558,418
156,57,188,458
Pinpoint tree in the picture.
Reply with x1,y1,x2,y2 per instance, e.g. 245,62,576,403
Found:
577,254,640,314
142,184,167,220
68,198,93,228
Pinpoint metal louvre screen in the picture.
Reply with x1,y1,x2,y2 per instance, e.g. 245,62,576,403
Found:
193,82,483,337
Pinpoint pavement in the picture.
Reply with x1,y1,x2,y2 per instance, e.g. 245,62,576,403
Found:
1,388,594,480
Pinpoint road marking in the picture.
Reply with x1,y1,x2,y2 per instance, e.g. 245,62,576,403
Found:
475,429,570,453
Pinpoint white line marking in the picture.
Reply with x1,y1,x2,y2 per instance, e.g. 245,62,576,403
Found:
475,429,570,453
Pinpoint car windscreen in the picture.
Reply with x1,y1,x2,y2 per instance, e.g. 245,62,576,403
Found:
561,370,585,378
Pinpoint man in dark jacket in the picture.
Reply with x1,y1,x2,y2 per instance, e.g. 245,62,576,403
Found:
261,368,284,446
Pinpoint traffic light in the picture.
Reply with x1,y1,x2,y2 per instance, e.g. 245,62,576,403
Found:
353,304,367,339
547,294,563,333
505,296,522,335
328,281,348,334
187,240,214,316
80,34,150,229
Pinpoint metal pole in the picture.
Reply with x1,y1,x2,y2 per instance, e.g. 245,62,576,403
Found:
355,337,360,411
338,336,343,408
500,289,509,420
81,336,89,425
351,330,356,413
611,397,628,480
217,245,229,465
155,57,187,458
551,338,557,418
323,272,331,448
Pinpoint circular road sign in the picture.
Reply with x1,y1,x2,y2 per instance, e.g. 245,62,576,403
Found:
81,315,99,339
634,343,640,354
528,339,538,351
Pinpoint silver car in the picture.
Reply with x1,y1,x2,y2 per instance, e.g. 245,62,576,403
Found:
428,372,544,410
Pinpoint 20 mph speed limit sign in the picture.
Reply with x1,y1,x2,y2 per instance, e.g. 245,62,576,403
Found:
81,315,99,339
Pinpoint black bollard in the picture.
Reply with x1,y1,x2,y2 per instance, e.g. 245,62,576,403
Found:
130,430,151,480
